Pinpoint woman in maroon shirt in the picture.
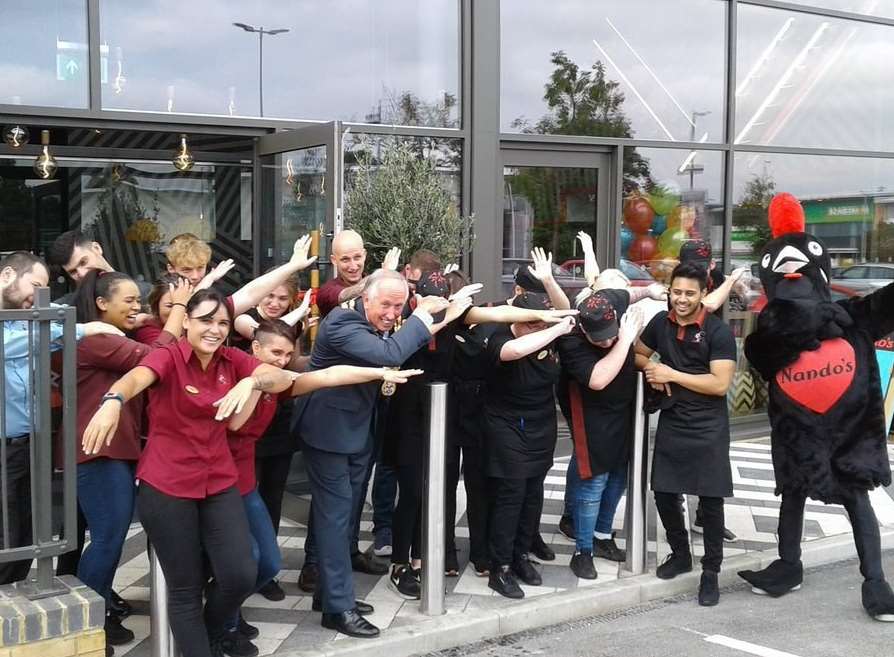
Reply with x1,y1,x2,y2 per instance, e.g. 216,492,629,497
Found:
71,269,191,649
82,288,296,657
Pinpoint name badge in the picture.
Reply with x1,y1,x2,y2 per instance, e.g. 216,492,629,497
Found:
185,385,199,395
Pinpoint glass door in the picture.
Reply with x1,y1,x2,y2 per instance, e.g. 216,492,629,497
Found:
500,147,612,300
256,122,342,274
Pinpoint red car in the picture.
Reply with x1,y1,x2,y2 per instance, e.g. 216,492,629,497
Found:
557,258,656,288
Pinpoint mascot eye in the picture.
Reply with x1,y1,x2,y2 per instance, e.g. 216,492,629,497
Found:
761,253,771,268
807,241,823,256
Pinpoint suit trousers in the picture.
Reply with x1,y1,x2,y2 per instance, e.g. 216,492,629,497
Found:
487,474,545,568
303,442,374,614
778,491,884,581
654,492,724,572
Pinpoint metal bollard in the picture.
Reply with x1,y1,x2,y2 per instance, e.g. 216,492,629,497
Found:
624,373,650,574
421,382,448,616
149,543,180,657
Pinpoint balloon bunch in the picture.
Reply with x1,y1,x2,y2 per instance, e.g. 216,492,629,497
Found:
621,180,697,277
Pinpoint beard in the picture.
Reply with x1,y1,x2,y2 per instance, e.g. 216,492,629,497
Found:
1,285,25,309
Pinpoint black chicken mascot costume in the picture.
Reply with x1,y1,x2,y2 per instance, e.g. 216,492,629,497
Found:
738,192,894,621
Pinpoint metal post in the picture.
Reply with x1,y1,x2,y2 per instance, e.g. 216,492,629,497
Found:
421,382,448,616
624,373,650,574
149,543,180,657
258,30,264,117
33,288,54,591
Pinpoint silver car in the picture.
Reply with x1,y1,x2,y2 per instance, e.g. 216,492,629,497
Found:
832,263,894,296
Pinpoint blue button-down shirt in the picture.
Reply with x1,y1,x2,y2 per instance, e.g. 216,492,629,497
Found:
2,317,83,439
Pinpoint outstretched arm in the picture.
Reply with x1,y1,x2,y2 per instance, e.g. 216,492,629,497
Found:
499,317,575,361
229,236,317,315
290,366,423,396
843,280,894,340
464,305,577,325
703,267,747,313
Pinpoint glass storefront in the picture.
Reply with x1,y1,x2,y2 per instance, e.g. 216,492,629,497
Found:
98,0,460,126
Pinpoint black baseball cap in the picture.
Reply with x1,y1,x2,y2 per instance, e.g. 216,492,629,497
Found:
415,270,450,298
513,266,547,293
678,239,713,268
512,291,551,311
577,292,619,342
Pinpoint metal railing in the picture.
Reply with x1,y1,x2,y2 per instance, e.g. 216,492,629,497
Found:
0,287,77,597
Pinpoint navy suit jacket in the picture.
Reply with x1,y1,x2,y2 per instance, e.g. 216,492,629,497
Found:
293,306,432,454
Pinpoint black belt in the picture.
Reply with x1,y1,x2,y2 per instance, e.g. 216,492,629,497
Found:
6,434,29,443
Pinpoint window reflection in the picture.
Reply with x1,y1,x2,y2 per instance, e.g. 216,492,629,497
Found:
736,4,894,151
99,0,459,126
501,0,725,141
0,0,88,108
780,1,894,19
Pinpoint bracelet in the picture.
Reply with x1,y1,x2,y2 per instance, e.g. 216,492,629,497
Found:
100,392,125,407
172,303,187,309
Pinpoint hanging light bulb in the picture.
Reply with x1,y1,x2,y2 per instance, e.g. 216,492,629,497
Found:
33,130,57,179
172,133,194,172
3,125,30,148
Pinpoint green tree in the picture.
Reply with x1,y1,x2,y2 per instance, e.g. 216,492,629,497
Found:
735,172,776,256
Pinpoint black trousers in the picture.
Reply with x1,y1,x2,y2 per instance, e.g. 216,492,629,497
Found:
778,491,884,581
0,440,33,584
487,474,544,568
255,453,293,536
445,442,489,566
137,483,256,657
655,492,724,573
392,463,423,564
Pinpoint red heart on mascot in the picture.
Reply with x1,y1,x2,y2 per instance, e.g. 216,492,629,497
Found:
775,338,855,414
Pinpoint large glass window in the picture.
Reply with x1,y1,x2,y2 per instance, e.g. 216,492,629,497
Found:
501,0,726,142
730,152,894,416
99,1,460,126
0,0,88,108
736,4,894,151
777,1,894,19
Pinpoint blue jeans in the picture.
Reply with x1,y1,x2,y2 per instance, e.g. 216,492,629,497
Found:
569,458,609,552
595,463,627,537
227,488,281,630
77,459,135,608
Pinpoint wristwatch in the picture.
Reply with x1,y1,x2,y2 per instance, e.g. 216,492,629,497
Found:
100,392,125,406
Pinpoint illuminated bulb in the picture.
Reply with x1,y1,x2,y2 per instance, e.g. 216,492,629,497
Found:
172,134,194,172
33,130,57,179
3,125,30,148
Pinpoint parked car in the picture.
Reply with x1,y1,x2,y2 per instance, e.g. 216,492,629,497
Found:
832,263,894,296
557,258,656,288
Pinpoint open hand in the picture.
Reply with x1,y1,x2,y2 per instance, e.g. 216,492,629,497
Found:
415,294,450,316
449,283,483,303
196,259,235,290
290,235,318,270
82,402,121,455
383,368,424,384
618,305,644,343
212,378,255,421
169,277,193,306
527,247,554,282
382,247,402,271
537,308,579,323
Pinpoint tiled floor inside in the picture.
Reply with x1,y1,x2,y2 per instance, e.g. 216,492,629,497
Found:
102,437,894,656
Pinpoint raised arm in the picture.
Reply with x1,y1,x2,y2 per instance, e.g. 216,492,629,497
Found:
230,236,317,315
499,317,575,361
337,246,402,304
577,231,600,287
281,291,312,327
82,365,159,454
703,267,747,313
527,247,571,310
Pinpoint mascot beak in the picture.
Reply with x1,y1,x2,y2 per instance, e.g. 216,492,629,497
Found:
772,245,809,275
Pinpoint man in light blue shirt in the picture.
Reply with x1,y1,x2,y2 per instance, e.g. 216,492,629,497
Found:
1,251,120,583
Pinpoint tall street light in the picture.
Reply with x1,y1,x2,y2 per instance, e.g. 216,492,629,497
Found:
233,22,289,117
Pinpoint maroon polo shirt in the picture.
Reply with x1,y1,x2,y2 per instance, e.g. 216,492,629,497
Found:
75,332,175,465
134,318,164,345
137,338,261,499
226,390,289,495
316,277,349,317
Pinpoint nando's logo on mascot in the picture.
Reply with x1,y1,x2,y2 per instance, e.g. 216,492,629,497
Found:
775,337,856,414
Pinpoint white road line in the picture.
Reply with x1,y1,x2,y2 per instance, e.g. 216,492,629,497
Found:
704,635,804,657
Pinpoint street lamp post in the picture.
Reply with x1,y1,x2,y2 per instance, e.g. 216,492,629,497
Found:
233,22,289,117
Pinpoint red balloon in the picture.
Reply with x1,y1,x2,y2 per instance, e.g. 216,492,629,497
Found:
627,234,658,263
623,197,655,234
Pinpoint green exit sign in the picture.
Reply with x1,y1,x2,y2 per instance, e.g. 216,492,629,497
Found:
56,40,108,82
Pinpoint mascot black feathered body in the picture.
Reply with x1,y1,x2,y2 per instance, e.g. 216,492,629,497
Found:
738,192,894,621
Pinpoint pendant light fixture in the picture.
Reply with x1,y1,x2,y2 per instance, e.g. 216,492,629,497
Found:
33,130,57,179
172,133,195,171
3,124,30,148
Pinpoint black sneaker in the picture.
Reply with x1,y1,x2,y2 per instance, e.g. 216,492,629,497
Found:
594,533,626,562
511,554,542,586
862,579,894,622
558,515,576,540
693,512,737,542
445,549,459,577
237,614,259,640
298,563,318,593
570,551,597,580
489,565,524,599
698,570,720,607
219,628,259,657
656,552,693,580
257,579,285,602
389,565,421,600
104,613,134,646
530,534,556,561
109,590,131,619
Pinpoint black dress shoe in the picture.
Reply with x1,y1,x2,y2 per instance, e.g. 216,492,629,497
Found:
530,534,555,562
352,551,389,575
512,555,542,586
109,590,132,619
237,614,259,640
298,564,318,593
321,609,380,638
258,579,286,602
558,515,576,540
312,598,374,615
104,613,135,646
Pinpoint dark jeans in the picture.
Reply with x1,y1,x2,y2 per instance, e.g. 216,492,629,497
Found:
654,492,724,573
778,491,884,582
392,464,423,564
77,458,135,608
487,474,545,568
446,442,489,565
138,483,256,657
255,452,293,537
303,443,373,614
0,439,33,584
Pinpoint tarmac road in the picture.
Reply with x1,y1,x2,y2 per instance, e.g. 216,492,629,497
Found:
421,551,894,657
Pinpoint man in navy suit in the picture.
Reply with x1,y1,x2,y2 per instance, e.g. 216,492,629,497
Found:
294,269,452,637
